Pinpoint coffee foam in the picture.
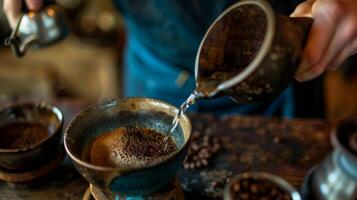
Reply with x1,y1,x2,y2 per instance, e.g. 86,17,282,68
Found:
90,126,177,168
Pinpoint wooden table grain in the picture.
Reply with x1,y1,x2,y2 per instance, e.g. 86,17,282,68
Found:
0,101,332,200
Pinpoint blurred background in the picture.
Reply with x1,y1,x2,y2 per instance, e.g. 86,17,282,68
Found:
0,0,356,121
0,0,125,101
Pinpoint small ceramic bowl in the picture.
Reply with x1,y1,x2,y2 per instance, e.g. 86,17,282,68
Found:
224,172,302,200
64,98,191,197
0,102,63,171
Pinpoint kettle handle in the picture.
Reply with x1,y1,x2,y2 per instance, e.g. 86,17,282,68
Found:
4,14,38,57
4,14,25,57
4,36,38,58
5,37,25,57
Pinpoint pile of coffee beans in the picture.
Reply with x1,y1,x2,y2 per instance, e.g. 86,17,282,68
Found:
183,131,221,170
229,177,292,200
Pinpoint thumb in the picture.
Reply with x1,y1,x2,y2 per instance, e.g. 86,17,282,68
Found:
290,0,315,18
3,0,22,28
25,0,43,11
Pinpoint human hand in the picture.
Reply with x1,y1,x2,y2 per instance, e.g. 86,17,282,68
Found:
3,0,44,28
291,0,357,81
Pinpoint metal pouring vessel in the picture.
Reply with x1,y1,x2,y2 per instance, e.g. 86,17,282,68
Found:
195,0,312,103
4,0,69,57
311,117,357,200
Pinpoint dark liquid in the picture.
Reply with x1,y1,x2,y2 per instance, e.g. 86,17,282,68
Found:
164,79,219,150
89,126,177,168
0,122,50,149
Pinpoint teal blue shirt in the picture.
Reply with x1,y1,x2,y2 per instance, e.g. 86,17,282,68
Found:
114,0,300,117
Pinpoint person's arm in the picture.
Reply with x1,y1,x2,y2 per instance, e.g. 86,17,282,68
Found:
3,0,43,28
291,0,357,81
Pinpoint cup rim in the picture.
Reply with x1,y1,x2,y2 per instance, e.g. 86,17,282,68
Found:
0,101,64,153
224,172,302,200
64,97,192,172
194,0,275,93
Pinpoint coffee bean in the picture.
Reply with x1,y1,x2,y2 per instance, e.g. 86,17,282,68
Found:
212,144,220,153
191,142,200,151
273,136,280,144
200,150,210,158
192,131,200,139
202,141,210,148
203,135,210,142
195,161,202,168
212,181,220,188
233,183,240,192
250,184,258,193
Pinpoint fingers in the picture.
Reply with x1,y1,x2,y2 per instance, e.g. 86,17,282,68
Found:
295,1,349,81
3,0,44,29
25,0,43,11
322,13,357,71
3,0,22,28
328,39,357,70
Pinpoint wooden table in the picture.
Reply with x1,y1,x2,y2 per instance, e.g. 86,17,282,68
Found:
0,101,332,199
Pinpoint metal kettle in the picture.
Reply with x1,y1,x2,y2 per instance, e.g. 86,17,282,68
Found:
4,0,69,57
311,117,357,200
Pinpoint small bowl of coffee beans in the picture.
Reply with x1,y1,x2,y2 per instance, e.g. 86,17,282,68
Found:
224,172,301,200
0,102,64,172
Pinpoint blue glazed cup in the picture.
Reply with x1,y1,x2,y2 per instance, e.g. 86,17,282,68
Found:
64,98,191,198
